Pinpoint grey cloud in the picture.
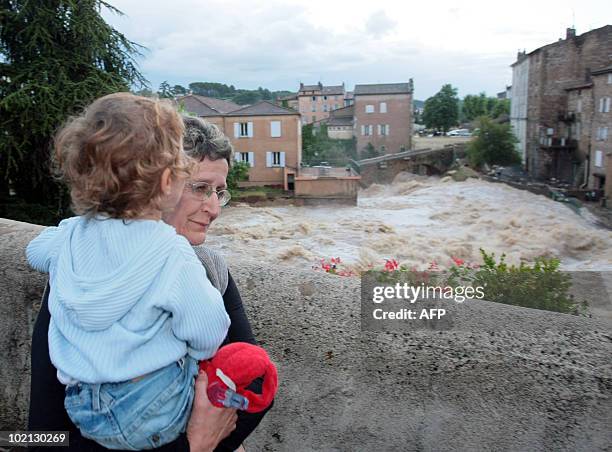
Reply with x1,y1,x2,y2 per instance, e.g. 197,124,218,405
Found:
365,10,397,38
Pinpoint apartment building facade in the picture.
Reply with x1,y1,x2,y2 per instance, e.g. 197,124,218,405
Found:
297,82,351,125
589,67,612,198
224,102,302,187
179,96,301,188
353,82,414,156
510,26,612,185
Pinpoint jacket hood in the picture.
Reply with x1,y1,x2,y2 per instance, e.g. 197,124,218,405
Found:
53,218,177,331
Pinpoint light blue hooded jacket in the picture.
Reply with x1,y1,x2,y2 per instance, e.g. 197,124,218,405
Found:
26,216,230,384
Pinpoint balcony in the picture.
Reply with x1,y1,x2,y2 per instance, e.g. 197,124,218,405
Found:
557,112,576,123
540,137,577,150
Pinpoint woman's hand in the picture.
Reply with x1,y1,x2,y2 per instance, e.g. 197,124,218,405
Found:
187,370,238,452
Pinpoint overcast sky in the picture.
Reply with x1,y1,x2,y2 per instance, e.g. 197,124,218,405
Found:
103,0,612,100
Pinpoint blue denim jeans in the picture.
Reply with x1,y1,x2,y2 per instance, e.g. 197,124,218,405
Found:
64,356,199,450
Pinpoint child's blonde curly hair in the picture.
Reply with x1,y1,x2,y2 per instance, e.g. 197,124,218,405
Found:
54,92,193,219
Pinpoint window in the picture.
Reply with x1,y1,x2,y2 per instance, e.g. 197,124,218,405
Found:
365,104,375,113
380,145,386,153
323,104,328,112
379,124,389,136
234,122,253,138
575,122,581,138
361,125,373,136
608,73,612,84
600,97,611,113
311,104,316,112
234,151,254,167
266,151,285,167
334,103,338,109
594,150,603,167
380,102,387,113
312,96,316,101
577,99,582,113
270,121,281,137
597,127,609,140
323,95,327,100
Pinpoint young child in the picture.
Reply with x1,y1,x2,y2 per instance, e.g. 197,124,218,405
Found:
26,93,230,450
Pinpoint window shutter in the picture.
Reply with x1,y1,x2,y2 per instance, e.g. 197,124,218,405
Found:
280,152,286,167
234,152,241,162
377,125,381,135
248,152,254,167
387,124,390,135
234,123,240,138
248,122,254,137
361,125,365,135
266,152,272,167
369,125,373,135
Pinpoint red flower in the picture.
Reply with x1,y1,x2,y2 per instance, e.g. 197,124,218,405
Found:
451,256,465,267
384,259,399,271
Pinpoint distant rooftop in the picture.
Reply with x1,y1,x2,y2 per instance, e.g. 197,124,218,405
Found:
354,82,413,95
592,65,612,76
225,101,299,117
178,95,240,117
299,82,345,95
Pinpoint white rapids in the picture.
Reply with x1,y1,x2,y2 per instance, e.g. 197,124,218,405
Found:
206,173,612,272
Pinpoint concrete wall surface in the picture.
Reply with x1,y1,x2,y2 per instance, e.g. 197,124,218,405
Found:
1,218,611,451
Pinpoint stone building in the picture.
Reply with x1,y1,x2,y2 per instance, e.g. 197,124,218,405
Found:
589,66,612,198
353,82,413,156
510,26,612,185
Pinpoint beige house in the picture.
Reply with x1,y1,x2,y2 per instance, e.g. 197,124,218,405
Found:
353,82,413,156
318,105,354,140
223,102,301,189
179,96,302,189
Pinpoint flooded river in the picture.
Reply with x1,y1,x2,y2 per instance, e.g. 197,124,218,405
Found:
207,173,612,271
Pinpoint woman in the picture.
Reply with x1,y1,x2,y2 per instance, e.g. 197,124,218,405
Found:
28,116,271,452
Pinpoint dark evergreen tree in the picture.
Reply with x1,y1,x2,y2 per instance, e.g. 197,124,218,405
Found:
0,0,145,222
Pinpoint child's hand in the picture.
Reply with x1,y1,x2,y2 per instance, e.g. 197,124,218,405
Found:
187,370,238,452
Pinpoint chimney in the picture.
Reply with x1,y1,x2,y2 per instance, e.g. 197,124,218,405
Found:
299,82,304,90
318,81,323,89
566,27,576,39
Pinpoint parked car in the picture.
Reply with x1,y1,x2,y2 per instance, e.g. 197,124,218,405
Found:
447,129,471,137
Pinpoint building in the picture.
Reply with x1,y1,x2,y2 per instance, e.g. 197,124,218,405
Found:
224,102,302,188
321,105,354,140
353,81,413,156
276,93,299,111
179,96,301,189
297,82,348,124
589,66,612,198
510,26,612,185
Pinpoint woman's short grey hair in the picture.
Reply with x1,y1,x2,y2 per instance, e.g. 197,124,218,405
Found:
182,115,234,165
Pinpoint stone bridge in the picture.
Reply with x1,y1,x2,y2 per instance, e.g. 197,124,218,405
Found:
1,218,611,451
352,144,467,186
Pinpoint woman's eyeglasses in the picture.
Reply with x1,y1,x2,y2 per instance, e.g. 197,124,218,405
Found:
185,182,231,206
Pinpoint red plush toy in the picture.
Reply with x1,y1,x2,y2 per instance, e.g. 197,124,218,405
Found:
200,342,278,413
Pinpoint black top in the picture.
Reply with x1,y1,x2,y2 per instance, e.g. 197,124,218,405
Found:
28,272,271,452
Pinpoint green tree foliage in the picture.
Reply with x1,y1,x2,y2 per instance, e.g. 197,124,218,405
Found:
158,80,173,98
172,84,187,96
186,81,293,105
227,161,250,195
0,0,145,223
301,124,356,165
461,93,510,122
422,84,459,132
467,117,521,167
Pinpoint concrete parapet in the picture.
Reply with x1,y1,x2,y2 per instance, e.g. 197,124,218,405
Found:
1,218,611,451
